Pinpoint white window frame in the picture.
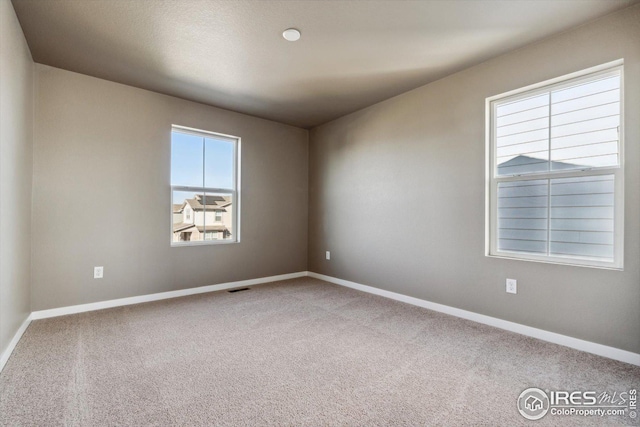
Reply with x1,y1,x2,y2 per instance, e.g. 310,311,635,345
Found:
170,125,241,247
485,60,624,270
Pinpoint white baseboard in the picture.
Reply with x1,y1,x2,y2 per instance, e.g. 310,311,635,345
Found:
6,270,637,371
307,272,640,367
0,314,32,373
2,272,307,372
31,271,307,320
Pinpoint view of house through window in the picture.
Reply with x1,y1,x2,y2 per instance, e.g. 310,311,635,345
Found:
487,62,623,268
171,126,238,245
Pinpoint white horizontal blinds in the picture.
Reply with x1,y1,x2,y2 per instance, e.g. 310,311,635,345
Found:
497,175,615,260
497,179,548,254
549,175,614,260
495,71,621,177
490,62,622,267
496,94,550,176
550,73,621,171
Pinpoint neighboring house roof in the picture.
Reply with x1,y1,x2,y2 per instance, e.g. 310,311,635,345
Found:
173,222,196,232
498,155,584,173
173,223,229,233
198,195,227,205
178,194,232,212
172,204,183,214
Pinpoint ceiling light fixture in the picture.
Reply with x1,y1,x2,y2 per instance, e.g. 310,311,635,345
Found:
282,28,301,42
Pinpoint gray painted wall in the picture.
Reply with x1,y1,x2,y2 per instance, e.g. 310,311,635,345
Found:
32,66,308,311
308,5,640,353
0,0,33,355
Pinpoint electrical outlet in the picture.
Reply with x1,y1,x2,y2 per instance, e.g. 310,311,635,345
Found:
94,266,104,279
506,278,517,294
326,251,330,260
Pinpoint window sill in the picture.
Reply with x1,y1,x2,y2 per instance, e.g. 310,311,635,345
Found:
171,240,238,247
485,252,623,271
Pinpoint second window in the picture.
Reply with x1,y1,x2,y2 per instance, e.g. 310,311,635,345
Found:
171,126,239,245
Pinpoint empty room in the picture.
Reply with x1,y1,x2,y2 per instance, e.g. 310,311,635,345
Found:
1,0,639,425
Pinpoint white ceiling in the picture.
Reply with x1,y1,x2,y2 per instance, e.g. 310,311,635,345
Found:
11,0,638,128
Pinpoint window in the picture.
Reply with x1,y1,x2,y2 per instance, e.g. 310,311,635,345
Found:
486,61,623,269
171,125,239,245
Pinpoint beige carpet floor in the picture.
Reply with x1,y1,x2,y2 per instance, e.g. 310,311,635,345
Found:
1,277,638,426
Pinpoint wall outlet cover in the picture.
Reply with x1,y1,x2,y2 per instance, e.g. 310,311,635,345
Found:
506,278,517,294
94,266,104,279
